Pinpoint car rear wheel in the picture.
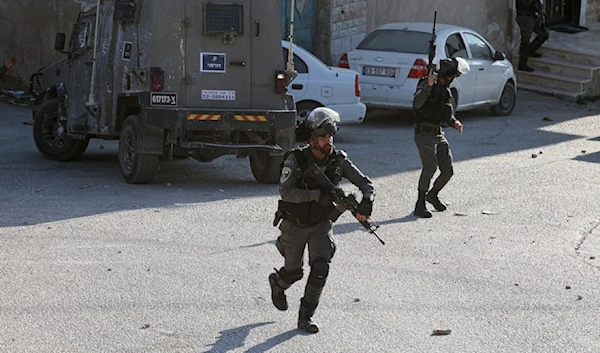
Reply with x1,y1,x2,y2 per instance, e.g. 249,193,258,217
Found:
490,82,516,116
33,98,89,161
295,101,321,124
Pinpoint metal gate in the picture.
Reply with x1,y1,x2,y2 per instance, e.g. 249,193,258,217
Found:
279,0,317,52
544,0,581,25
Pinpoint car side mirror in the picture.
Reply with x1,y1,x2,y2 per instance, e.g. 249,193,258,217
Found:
55,33,66,51
493,50,506,61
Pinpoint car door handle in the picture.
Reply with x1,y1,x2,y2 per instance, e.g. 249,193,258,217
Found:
478,67,485,71
291,84,303,90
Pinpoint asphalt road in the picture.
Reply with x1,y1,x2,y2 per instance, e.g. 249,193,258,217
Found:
1,91,599,353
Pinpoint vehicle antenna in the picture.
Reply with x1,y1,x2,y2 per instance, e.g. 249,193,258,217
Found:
286,0,295,72
87,0,102,108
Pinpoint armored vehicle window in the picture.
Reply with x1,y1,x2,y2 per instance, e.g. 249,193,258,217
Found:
70,21,91,51
205,4,243,34
445,33,467,59
282,48,308,74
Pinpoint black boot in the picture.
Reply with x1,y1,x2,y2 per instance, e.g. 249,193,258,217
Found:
414,191,432,218
269,272,288,311
426,190,447,211
298,298,319,334
518,58,534,72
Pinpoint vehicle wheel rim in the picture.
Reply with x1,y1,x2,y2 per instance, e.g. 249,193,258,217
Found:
41,111,65,149
296,108,312,123
500,88,515,111
122,129,136,172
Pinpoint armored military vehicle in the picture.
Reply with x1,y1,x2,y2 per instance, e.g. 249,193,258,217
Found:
31,0,296,184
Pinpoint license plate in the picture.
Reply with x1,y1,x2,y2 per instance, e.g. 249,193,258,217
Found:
150,92,177,106
363,66,396,77
201,89,236,101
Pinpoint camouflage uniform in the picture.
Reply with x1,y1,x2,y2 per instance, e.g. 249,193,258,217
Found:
269,108,374,334
412,58,469,218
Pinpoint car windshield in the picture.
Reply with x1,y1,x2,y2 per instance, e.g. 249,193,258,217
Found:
357,29,431,54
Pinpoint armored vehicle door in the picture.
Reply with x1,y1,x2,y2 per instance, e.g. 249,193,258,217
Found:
184,1,252,108
67,10,96,127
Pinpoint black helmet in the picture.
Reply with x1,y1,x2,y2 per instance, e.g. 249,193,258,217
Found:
437,57,470,78
296,107,339,141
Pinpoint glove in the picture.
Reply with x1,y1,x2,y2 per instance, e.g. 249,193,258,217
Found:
357,199,373,217
318,190,336,206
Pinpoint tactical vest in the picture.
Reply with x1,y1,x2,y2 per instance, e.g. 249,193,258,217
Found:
415,81,452,125
278,145,343,226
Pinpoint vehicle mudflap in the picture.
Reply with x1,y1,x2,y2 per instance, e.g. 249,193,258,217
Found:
132,115,164,155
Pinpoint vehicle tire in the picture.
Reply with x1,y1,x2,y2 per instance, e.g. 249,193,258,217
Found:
33,98,90,161
296,101,321,124
250,151,283,184
489,82,516,116
118,115,159,184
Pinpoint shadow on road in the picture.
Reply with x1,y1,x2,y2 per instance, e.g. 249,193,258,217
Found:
202,322,300,353
1,90,598,227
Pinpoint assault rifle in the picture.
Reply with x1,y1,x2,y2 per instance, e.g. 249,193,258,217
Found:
305,163,385,245
428,11,437,71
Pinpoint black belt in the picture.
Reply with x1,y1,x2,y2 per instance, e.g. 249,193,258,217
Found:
415,124,441,134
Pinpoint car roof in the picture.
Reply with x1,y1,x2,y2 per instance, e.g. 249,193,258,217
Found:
371,22,472,36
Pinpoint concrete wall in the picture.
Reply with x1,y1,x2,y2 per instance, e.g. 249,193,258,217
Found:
0,0,94,87
326,0,515,65
586,0,600,24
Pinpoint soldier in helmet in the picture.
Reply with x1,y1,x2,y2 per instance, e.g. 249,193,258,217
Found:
269,107,375,334
412,57,470,218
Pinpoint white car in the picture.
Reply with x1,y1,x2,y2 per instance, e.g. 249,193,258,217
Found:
282,40,367,124
338,23,517,116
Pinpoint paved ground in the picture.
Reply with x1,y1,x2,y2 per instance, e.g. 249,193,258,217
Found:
0,90,599,353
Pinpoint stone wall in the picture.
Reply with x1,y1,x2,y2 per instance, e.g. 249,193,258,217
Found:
329,0,368,65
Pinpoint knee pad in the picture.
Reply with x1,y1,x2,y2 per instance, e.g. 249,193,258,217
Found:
307,259,330,288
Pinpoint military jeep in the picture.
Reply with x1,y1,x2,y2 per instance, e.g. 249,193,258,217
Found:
31,0,296,184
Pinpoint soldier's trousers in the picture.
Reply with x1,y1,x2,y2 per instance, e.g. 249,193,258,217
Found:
276,219,336,307
414,130,454,193
517,15,536,54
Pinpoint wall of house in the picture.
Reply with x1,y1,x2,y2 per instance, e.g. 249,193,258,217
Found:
586,0,600,24
0,0,95,86
326,0,514,65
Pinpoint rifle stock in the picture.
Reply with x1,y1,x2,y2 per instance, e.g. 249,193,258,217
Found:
305,163,385,245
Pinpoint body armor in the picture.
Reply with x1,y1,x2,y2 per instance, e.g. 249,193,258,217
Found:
278,145,343,226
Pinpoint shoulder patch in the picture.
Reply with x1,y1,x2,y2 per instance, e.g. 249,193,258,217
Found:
280,166,292,184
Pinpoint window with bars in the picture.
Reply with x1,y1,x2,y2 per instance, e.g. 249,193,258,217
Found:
204,3,243,35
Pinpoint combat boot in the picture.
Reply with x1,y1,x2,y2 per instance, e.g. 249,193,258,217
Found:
414,191,432,218
426,191,447,211
297,299,319,334
269,272,288,311
518,58,534,72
